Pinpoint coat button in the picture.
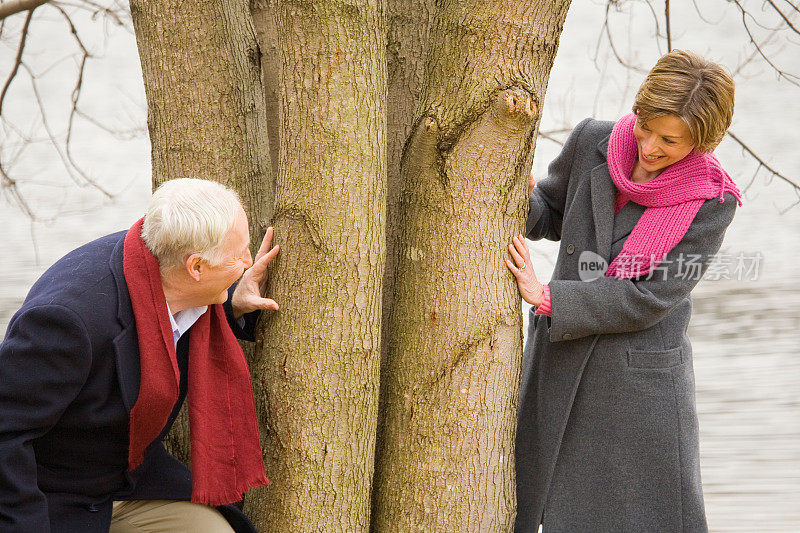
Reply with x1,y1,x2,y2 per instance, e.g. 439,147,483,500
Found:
566,244,575,255
563,333,573,340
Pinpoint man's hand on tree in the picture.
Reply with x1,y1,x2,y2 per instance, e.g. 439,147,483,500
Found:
231,226,280,318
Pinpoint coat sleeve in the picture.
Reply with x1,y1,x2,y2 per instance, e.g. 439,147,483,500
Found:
526,118,592,242
546,194,738,342
0,304,92,533
223,283,260,342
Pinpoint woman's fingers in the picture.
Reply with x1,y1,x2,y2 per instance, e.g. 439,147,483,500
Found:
512,234,531,261
508,242,526,268
528,168,536,197
505,258,521,277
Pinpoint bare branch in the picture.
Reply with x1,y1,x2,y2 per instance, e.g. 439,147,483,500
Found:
49,4,116,199
729,0,800,87
781,0,800,16
0,8,34,115
52,0,128,27
0,164,35,219
665,0,672,51
730,27,782,77
0,0,48,20
537,128,571,147
602,3,649,74
641,0,665,55
765,0,800,36
691,0,724,25
726,130,800,192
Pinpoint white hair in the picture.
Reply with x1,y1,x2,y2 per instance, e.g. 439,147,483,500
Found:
141,178,243,272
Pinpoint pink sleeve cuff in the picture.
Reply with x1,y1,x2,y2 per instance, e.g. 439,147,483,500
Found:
534,284,551,316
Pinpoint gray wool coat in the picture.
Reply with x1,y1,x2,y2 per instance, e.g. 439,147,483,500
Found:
515,118,737,533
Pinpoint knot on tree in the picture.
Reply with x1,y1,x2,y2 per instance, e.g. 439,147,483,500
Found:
423,117,438,135
494,87,538,127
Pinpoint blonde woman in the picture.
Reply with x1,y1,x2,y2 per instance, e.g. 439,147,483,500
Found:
508,50,741,532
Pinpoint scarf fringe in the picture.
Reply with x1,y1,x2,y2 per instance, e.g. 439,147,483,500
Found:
191,475,270,507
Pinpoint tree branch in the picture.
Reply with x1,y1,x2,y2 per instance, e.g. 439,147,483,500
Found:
52,4,114,199
0,0,48,21
726,130,799,192
601,3,649,74
765,0,800,36
729,0,800,87
0,8,33,115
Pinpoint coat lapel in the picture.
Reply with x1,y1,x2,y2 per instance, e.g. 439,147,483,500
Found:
590,134,614,262
109,234,141,412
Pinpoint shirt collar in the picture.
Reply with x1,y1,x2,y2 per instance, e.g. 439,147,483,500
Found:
166,302,208,340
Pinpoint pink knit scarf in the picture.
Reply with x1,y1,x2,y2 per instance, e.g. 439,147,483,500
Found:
605,113,742,279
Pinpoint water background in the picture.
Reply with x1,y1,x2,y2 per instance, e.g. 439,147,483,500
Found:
1,1,798,530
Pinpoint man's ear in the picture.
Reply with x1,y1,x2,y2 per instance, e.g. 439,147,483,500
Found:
185,253,204,282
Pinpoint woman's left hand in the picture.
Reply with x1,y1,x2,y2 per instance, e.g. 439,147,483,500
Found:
506,234,545,307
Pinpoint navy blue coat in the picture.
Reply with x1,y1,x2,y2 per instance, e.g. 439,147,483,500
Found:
0,231,260,532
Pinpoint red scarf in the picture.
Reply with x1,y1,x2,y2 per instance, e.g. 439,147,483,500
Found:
123,217,268,505
605,113,742,278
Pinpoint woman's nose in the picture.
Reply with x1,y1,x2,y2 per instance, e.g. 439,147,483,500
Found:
243,249,253,268
641,135,658,154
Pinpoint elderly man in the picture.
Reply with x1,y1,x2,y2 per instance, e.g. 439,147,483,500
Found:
0,179,277,532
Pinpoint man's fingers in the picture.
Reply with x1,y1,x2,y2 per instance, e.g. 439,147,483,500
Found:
258,298,279,311
254,227,275,262
249,245,280,277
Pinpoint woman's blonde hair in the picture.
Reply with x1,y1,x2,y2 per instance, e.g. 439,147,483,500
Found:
142,178,242,272
633,49,735,151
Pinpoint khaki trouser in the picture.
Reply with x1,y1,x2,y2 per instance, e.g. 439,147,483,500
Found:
110,500,235,533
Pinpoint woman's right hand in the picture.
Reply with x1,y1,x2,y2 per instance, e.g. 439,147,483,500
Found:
506,234,545,307
528,167,536,197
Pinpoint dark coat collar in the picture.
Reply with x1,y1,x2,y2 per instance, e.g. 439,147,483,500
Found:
590,133,615,262
109,232,141,412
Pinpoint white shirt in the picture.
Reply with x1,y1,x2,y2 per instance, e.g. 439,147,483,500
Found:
165,303,207,348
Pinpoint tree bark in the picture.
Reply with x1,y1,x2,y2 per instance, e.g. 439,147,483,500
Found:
130,0,274,464
131,0,274,232
250,0,281,183
244,1,387,531
374,0,435,504
372,1,571,531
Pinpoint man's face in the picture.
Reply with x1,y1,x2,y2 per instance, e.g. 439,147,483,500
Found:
198,205,253,305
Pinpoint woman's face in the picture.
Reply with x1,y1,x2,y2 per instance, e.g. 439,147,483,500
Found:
632,114,696,173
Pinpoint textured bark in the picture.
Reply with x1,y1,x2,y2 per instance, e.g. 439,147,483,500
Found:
378,0,436,426
375,0,436,510
130,0,274,464
131,0,274,233
383,0,437,299
250,0,281,182
372,1,571,531
243,1,387,531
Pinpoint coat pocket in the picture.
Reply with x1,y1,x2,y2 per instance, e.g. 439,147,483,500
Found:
627,347,683,369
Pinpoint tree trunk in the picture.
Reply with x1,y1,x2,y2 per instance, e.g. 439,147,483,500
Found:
130,0,274,465
250,0,281,184
244,1,387,531
382,0,437,341
372,1,571,531
374,0,435,504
